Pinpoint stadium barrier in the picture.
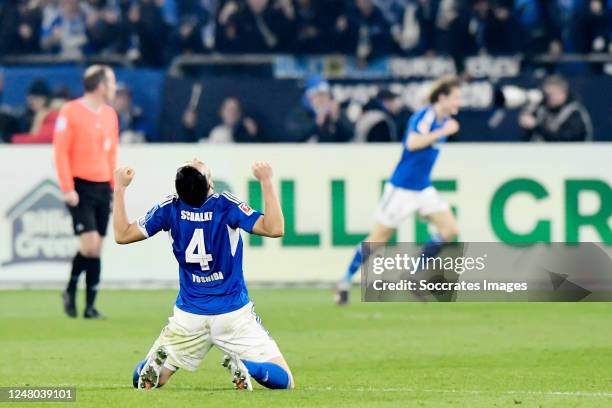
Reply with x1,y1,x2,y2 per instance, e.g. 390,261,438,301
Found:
4,63,612,143
0,144,610,287
159,74,612,142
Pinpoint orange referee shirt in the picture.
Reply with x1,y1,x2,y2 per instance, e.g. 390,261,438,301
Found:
53,98,119,193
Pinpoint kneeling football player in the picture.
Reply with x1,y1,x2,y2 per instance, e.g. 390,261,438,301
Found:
112,159,294,391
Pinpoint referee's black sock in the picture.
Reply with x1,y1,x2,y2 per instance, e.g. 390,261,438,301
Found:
85,257,101,309
66,252,87,299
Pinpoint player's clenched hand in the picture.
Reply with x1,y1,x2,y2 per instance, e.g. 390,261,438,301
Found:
252,162,273,183
114,166,135,188
63,191,79,207
440,118,460,137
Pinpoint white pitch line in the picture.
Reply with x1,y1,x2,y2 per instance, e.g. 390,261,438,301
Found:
305,387,612,398
66,384,612,398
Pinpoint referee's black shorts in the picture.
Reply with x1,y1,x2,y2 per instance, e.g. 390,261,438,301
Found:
67,178,112,236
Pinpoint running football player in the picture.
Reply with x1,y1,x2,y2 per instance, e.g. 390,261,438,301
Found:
336,77,462,305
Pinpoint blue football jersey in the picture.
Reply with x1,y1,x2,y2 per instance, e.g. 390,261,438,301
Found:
389,106,449,190
137,191,262,315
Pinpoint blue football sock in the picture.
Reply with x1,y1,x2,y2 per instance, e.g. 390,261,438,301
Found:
341,243,373,284
415,234,447,273
422,234,446,260
242,360,290,389
132,358,148,388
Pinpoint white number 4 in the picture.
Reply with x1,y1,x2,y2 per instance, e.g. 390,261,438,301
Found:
185,228,213,270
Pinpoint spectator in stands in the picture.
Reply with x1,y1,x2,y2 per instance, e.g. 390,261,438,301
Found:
11,79,65,144
17,79,52,133
285,76,353,143
292,0,342,54
468,0,515,55
41,0,89,57
216,0,294,53
113,83,147,143
519,75,592,142
354,89,412,142
0,111,19,143
334,0,394,60
84,0,122,54
383,0,421,54
171,14,206,55
573,0,610,53
513,0,549,54
181,104,199,142
205,96,260,143
543,0,584,54
127,0,169,66
433,0,472,65
0,70,20,142
413,0,440,54
0,2,19,55
0,0,42,55
172,0,219,52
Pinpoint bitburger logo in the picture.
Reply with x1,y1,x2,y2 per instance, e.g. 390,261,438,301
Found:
2,179,77,266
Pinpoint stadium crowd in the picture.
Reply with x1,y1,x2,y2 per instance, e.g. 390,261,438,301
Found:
0,72,595,144
0,0,611,66
0,0,605,144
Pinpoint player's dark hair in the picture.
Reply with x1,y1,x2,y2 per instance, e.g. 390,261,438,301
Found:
175,166,209,208
428,76,461,104
83,65,110,93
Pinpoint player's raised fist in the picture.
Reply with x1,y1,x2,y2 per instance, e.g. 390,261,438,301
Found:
114,166,135,187
252,162,273,182
441,118,460,137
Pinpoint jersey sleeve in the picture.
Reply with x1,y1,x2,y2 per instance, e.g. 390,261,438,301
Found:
222,192,263,233
53,105,75,192
136,196,175,238
409,108,435,136
107,109,119,189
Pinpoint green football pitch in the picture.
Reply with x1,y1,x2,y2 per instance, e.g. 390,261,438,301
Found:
1,289,611,407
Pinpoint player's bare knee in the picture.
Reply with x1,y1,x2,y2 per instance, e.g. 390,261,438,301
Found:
80,234,102,257
80,246,101,258
368,226,394,243
439,225,459,242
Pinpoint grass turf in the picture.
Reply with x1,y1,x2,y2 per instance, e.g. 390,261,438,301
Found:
1,289,611,407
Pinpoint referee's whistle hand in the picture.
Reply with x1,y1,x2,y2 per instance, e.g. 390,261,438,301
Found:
115,166,135,188
63,191,79,207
